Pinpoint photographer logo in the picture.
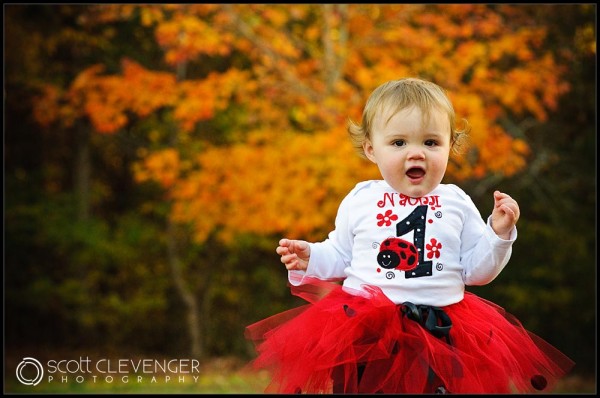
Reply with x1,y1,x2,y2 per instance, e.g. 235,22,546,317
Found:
16,357,44,386
14,355,201,386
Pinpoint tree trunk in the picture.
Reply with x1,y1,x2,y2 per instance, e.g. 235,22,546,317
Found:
164,58,203,359
75,122,90,222
166,220,203,359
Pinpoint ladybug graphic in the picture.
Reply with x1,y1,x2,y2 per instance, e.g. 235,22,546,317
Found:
377,237,419,271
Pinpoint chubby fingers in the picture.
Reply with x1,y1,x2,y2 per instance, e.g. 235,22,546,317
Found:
499,204,518,224
276,239,301,257
276,239,304,270
280,252,299,265
493,190,510,205
278,250,306,271
282,256,303,270
276,238,292,255
494,191,520,222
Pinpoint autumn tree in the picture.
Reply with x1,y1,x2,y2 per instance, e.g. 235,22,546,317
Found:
34,4,570,241
21,4,591,363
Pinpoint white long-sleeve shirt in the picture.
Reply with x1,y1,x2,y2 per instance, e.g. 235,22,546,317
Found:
289,180,516,307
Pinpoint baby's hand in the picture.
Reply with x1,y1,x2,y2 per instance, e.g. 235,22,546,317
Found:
276,239,311,271
491,191,520,240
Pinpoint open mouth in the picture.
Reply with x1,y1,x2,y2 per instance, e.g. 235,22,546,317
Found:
406,167,425,179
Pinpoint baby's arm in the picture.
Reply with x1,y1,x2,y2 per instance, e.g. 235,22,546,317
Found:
458,187,517,286
277,184,358,280
276,238,311,271
491,191,520,240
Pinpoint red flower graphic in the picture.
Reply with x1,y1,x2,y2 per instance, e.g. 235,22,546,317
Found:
377,210,398,227
426,238,442,259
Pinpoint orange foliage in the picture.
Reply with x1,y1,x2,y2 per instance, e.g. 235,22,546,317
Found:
173,69,250,132
33,60,177,134
31,4,573,243
170,128,380,243
134,148,180,189
156,13,233,65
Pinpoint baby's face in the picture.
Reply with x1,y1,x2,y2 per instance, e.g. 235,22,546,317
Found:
363,106,451,198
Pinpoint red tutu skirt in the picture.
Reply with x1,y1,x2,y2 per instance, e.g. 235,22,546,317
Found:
245,278,574,394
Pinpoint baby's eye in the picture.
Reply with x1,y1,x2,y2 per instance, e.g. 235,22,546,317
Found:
392,140,406,147
424,139,438,147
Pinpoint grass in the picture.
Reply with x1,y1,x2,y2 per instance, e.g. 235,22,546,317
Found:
6,373,271,394
5,356,595,394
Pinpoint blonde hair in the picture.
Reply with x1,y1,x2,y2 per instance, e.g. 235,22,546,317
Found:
348,78,469,158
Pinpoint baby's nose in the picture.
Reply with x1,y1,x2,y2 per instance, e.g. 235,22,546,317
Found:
407,146,425,159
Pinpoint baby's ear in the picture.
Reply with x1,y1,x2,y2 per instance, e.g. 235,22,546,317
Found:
363,139,377,163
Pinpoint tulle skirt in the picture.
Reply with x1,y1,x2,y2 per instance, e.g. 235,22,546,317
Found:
245,278,574,394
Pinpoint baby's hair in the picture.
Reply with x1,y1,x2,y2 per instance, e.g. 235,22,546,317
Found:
348,77,469,158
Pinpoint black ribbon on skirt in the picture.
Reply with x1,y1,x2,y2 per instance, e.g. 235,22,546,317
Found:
400,302,453,344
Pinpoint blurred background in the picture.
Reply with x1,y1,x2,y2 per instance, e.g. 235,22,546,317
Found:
4,4,596,393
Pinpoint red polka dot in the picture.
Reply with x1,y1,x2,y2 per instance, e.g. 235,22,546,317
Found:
428,219,433,223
